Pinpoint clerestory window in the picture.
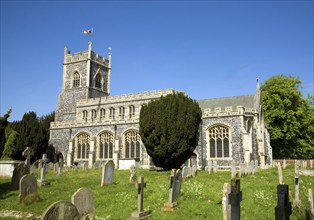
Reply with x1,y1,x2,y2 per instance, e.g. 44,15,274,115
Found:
129,105,135,118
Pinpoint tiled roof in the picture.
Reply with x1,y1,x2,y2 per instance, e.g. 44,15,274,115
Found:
197,94,256,109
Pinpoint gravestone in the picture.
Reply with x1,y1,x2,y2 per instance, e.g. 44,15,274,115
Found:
310,160,313,169
208,160,213,174
19,174,37,203
182,166,188,178
38,154,50,187
11,163,30,190
22,147,33,167
47,162,54,170
254,160,258,172
228,179,242,220
162,169,182,211
41,200,80,220
213,160,218,173
308,188,314,220
278,163,284,184
191,165,197,177
275,184,292,220
71,187,95,218
128,177,151,220
294,163,300,206
129,165,137,184
57,158,63,176
222,183,231,220
101,160,114,186
231,161,236,179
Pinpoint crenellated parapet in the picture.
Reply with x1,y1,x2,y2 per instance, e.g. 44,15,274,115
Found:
64,50,109,67
202,106,258,118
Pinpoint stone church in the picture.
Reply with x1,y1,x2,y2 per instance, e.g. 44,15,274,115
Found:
49,42,272,169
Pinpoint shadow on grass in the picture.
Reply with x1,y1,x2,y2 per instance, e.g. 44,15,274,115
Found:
0,181,14,199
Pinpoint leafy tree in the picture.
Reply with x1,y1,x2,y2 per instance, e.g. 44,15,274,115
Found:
0,109,12,157
139,92,202,170
1,127,19,159
261,75,314,159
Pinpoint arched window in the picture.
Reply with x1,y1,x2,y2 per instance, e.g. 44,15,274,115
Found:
129,105,135,118
208,125,230,158
75,133,90,160
95,73,102,89
109,108,115,120
124,130,141,159
100,108,106,119
98,132,114,159
91,110,97,121
73,72,80,88
119,106,125,119
82,110,88,121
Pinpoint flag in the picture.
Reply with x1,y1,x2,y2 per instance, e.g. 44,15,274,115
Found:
83,29,93,35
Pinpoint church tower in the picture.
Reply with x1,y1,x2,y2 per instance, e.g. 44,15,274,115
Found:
55,42,112,122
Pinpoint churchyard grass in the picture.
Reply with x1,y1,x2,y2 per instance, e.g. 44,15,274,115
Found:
0,165,313,219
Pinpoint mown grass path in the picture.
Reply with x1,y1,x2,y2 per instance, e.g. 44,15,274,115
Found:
0,165,313,219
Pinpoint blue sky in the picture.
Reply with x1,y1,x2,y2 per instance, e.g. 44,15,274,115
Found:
1,1,313,121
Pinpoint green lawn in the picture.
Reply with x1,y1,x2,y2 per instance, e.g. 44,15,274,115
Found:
0,165,313,219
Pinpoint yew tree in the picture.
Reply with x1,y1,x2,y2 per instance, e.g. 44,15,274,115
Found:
139,92,202,170
261,75,314,159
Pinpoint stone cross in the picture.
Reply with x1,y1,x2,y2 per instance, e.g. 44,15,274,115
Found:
228,179,242,220
137,177,146,213
275,184,292,220
38,154,50,187
22,147,33,167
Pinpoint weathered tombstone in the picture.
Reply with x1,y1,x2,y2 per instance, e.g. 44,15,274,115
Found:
213,160,218,173
278,163,284,184
57,158,63,176
275,184,292,220
222,183,231,220
41,200,80,220
310,160,313,169
19,174,37,203
254,160,258,172
129,165,137,184
101,160,114,186
208,160,213,174
182,166,188,178
231,161,236,179
22,147,33,167
47,162,54,170
38,154,50,187
307,188,314,220
283,159,286,169
294,161,301,206
128,177,151,220
191,165,197,177
11,163,30,190
228,179,242,220
162,169,180,211
71,187,95,218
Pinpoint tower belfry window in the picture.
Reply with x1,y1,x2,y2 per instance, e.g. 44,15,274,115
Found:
95,73,102,89
73,72,80,88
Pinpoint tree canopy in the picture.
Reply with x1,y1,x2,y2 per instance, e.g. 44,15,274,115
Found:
139,92,202,170
261,75,314,159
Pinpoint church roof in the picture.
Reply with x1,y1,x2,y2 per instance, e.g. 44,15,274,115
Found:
197,94,256,110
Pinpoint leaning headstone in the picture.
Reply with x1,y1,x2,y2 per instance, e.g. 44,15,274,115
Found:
228,179,242,220
208,160,213,174
71,188,95,218
128,177,151,220
275,184,292,220
19,174,37,203
101,160,114,186
307,188,314,220
129,165,137,184
231,161,236,179
41,200,80,220
11,163,30,190
222,183,231,220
